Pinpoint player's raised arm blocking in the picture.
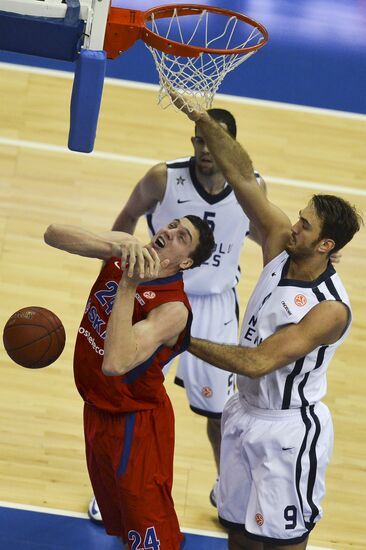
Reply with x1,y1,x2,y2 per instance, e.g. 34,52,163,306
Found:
168,90,292,265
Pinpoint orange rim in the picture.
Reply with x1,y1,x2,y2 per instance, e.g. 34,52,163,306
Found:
141,3,268,57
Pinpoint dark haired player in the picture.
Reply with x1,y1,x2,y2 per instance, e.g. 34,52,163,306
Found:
44,216,215,550
173,98,363,549
86,110,266,522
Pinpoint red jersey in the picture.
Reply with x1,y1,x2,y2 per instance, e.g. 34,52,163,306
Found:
74,257,192,413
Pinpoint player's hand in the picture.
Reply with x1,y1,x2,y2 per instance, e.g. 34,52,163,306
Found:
162,77,206,122
121,245,169,282
120,242,154,279
120,241,142,275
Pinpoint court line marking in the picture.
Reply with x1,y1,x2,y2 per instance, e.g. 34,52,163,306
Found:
0,135,365,198
0,501,335,550
0,61,366,121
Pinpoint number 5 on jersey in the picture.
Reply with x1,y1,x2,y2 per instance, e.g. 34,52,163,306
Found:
204,211,216,232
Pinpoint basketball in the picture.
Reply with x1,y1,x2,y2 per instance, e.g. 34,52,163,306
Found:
3,306,66,369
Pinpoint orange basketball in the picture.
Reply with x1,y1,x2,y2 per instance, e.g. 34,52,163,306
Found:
3,306,66,369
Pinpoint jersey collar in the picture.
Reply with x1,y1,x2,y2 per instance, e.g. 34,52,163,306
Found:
139,272,184,286
279,256,336,288
189,157,233,205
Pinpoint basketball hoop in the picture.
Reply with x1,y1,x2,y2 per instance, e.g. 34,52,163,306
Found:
104,4,268,111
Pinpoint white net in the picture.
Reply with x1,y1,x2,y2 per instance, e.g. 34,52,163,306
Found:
144,8,266,112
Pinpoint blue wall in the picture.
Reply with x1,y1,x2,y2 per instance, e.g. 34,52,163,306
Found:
0,0,365,113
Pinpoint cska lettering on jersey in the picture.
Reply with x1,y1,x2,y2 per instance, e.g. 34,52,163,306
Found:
242,293,271,346
80,277,146,353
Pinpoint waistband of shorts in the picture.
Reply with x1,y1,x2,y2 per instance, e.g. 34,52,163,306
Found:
83,399,163,415
238,394,324,420
84,401,128,416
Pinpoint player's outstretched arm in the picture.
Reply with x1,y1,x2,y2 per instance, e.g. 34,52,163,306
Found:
44,224,138,261
188,300,349,378
112,163,167,233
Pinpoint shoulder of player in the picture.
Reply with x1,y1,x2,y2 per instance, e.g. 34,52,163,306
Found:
142,162,167,184
138,162,167,202
304,298,349,319
299,300,350,342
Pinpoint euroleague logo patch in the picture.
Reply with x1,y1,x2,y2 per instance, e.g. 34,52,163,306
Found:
143,291,156,300
201,386,213,398
294,294,307,307
255,513,264,526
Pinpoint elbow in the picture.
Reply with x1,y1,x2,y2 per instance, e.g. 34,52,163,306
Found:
245,369,261,380
44,224,56,246
237,362,258,379
101,362,116,376
44,223,63,248
101,357,133,377
102,361,125,377
240,355,273,379
237,349,267,379
102,340,138,376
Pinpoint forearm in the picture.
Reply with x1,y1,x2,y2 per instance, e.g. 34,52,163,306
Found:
197,113,255,184
44,224,119,260
102,278,138,376
112,209,138,234
189,337,270,379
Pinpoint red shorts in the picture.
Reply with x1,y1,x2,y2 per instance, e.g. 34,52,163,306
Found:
83,398,184,550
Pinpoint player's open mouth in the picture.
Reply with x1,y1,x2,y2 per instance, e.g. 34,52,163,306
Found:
155,236,165,248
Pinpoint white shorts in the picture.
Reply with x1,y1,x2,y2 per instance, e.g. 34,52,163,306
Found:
217,393,334,545
169,288,239,417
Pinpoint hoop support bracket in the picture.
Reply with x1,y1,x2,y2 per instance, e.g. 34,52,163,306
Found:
103,8,145,59
103,7,202,59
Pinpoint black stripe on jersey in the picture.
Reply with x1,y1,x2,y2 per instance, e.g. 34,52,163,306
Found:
146,213,156,236
235,264,241,285
312,286,326,301
232,287,240,324
325,277,342,301
296,407,312,516
166,159,190,169
307,405,321,524
296,406,321,524
190,404,222,419
298,372,310,407
188,157,233,204
296,345,327,406
282,357,305,409
314,345,328,369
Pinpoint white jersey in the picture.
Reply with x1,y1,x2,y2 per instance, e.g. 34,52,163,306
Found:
237,251,352,410
146,156,258,295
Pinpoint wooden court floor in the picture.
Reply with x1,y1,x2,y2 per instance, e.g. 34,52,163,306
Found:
0,65,365,549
